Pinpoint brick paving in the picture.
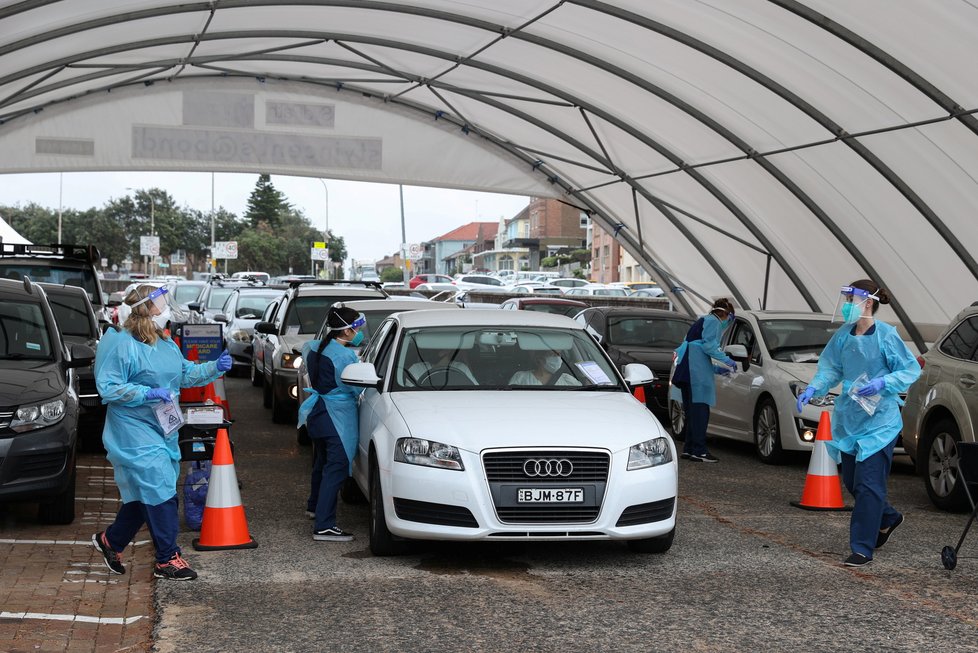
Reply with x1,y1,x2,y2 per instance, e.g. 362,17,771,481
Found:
0,459,155,653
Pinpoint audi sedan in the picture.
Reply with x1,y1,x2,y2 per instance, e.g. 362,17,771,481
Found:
339,309,677,556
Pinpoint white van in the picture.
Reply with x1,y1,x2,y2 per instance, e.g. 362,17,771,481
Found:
231,271,270,284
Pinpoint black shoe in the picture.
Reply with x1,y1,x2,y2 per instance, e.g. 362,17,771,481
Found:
313,526,354,542
680,452,691,460
689,452,719,463
154,552,198,581
876,514,904,549
844,553,872,567
92,531,125,575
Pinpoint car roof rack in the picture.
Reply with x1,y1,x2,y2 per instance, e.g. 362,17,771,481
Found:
0,238,100,264
288,279,388,296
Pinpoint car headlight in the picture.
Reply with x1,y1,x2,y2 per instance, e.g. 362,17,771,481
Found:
394,438,464,471
11,398,66,432
790,382,836,406
627,437,673,470
281,352,303,369
230,329,251,343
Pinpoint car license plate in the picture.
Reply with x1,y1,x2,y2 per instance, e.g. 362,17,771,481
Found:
517,488,584,503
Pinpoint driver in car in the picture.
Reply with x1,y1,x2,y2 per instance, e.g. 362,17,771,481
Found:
509,350,581,386
408,348,478,385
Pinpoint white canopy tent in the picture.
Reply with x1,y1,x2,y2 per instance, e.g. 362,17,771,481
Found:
0,215,31,245
1,1,976,350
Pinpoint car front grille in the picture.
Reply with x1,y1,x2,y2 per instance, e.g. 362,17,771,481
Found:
483,449,610,524
0,410,12,430
14,451,66,480
393,498,479,528
616,498,675,526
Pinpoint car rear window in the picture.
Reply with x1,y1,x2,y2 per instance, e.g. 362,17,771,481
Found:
0,301,53,359
284,296,341,334
939,316,978,360
48,294,95,338
0,264,99,305
607,316,690,347
206,287,236,310
523,303,585,318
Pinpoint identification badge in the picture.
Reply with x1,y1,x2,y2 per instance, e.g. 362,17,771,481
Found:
153,400,185,435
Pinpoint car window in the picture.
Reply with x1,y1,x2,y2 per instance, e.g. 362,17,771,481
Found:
522,303,583,318
0,301,53,359
283,296,339,334
607,316,689,348
235,294,278,319
0,264,99,304
939,316,978,361
172,283,204,305
758,318,836,363
206,287,236,310
372,323,400,377
391,326,622,391
728,319,760,365
362,319,395,365
48,293,96,338
260,300,279,323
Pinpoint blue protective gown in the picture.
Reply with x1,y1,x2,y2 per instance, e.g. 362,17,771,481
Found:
95,329,223,505
297,339,363,473
808,321,921,462
673,313,732,406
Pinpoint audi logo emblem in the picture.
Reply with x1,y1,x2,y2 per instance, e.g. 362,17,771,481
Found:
523,458,574,477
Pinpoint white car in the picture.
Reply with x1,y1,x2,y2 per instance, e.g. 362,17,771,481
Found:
341,309,677,555
564,284,629,298
668,310,839,464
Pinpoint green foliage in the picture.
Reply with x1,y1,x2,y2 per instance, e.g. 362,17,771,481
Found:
244,174,291,229
381,266,404,282
540,256,559,268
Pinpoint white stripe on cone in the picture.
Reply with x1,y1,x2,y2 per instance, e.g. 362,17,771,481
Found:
807,440,838,477
204,460,243,509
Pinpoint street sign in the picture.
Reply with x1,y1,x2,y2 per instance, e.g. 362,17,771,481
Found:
311,248,329,261
140,236,160,256
213,241,238,259
408,243,423,260
170,249,186,265
313,241,326,249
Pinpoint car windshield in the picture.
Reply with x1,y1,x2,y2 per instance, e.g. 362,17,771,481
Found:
759,318,836,363
0,264,99,304
172,283,205,305
233,293,279,319
606,316,690,348
522,303,584,318
391,326,622,391
48,294,95,338
0,300,53,359
284,296,339,334
206,287,236,310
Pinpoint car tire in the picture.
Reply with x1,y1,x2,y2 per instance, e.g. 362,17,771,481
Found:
923,418,969,511
669,399,685,441
340,477,367,505
369,458,406,556
271,387,291,424
626,527,675,554
262,375,272,408
753,397,786,465
251,361,263,387
38,462,76,525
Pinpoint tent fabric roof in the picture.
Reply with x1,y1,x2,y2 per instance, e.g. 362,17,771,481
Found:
2,1,977,349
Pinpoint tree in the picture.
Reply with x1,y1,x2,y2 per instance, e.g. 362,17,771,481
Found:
1,203,58,244
381,266,403,282
244,174,291,229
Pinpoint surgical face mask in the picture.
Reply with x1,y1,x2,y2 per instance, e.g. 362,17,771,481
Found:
543,355,562,374
152,308,170,330
350,330,365,347
840,301,864,324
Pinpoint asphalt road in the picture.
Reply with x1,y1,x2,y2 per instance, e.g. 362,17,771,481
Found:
154,377,978,653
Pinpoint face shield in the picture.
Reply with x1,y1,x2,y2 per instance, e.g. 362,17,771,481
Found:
832,286,878,324
131,286,169,314
327,312,366,334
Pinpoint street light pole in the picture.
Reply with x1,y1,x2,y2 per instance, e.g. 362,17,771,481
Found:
57,172,63,243
127,188,156,276
318,179,329,278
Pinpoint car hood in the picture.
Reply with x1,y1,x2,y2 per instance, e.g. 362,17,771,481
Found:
774,361,818,384
0,362,66,405
281,333,314,353
389,391,665,454
609,346,675,372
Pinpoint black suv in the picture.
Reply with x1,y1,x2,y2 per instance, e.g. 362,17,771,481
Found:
39,282,104,452
0,277,95,524
0,240,109,324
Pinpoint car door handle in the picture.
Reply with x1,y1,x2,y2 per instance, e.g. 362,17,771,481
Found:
960,376,976,388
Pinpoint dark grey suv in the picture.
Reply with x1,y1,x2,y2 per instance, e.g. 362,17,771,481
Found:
0,277,95,524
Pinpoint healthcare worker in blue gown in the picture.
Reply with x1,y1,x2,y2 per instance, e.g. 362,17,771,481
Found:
797,279,920,568
672,298,738,463
92,284,232,581
299,305,365,542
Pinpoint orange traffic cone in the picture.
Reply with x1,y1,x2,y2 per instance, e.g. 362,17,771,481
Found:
791,411,851,511
633,384,647,405
192,428,258,550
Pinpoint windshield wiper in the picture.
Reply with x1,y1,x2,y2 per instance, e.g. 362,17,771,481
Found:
572,384,619,391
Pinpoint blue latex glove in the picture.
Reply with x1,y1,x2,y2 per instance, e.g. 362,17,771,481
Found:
796,386,815,413
146,387,172,402
216,350,233,372
857,376,885,396
715,366,732,377
723,357,737,371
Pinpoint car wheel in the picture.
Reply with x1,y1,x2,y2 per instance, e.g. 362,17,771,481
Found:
251,360,263,387
924,418,969,511
669,399,685,441
38,462,76,525
271,387,291,424
369,458,405,556
262,375,272,408
753,397,786,465
340,477,367,505
626,527,675,554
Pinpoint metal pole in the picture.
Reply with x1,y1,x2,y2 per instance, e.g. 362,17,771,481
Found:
211,172,215,274
318,179,329,278
399,185,406,281
57,172,63,243
149,196,156,277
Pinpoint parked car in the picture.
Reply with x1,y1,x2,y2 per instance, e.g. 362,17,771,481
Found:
252,281,387,423
630,288,667,299
340,308,674,555
549,278,590,289
408,274,454,289
669,310,840,464
38,283,104,452
0,241,110,323
296,297,460,445
214,287,285,376
499,297,588,318
564,285,629,298
902,303,978,510
188,278,265,322
575,307,694,420
168,279,207,310
451,274,506,291
0,277,94,523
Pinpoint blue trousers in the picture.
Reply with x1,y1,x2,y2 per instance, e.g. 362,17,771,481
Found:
308,435,350,531
840,437,901,558
105,495,180,564
679,383,711,456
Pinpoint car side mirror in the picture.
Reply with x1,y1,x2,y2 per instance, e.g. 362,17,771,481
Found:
254,321,277,335
107,298,122,307
187,301,203,313
724,344,750,372
622,363,655,387
340,362,383,392
214,314,228,323
67,343,96,368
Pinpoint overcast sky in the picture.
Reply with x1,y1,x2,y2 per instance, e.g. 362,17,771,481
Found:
0,171,530,264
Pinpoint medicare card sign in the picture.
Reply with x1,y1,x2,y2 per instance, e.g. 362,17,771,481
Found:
181,324,223,362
